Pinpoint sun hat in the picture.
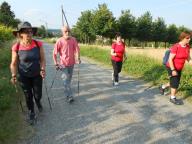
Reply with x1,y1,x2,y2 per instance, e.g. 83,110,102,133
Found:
12,21,37,36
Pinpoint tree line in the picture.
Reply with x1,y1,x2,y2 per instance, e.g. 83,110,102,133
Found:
0,1,55,39
71,3,192,48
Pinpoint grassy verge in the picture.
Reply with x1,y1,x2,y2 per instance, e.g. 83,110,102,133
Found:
80,45,192,102
0,41,32,144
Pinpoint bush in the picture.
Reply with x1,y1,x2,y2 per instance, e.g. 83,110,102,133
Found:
0,24,14,44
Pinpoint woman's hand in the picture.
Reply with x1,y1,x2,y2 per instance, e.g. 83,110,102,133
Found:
40,69,46,78
172,70,178,76
10,75,17,85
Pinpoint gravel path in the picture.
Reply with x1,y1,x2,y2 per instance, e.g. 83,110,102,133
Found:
21,42,192,144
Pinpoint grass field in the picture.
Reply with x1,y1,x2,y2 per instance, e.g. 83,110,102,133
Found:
80,44,192,103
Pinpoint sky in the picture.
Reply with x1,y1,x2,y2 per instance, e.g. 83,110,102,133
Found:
1,0,192,29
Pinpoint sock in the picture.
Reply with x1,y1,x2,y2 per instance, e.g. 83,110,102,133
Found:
162,85,166,89
170,95,176,99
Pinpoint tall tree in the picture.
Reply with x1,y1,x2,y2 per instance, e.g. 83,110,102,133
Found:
0,1,20,27
92,3,116,39
73,10,96,43
166,24,178,44
136,11,153,47
117,10,136,46
152,17,167,48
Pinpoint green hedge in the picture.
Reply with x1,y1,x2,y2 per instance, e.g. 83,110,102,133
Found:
80,45,192,102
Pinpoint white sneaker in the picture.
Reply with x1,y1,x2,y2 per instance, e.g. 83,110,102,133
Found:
112,73,114,81
114,82,119,86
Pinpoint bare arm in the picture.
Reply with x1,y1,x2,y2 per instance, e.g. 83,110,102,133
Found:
10,51,18,84
39,46,46,78
111,49,116,56
39,46,46,70
187,55,192,66
168,53,177,76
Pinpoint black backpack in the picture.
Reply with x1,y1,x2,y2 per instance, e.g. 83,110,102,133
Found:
162,45,178,65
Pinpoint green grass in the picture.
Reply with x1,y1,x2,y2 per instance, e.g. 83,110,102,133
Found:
80,45,192,102
0,42,29,144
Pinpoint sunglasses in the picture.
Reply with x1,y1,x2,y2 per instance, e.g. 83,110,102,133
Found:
20,29,33,34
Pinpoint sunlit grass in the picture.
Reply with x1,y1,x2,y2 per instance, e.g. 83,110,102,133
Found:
80,45,192,102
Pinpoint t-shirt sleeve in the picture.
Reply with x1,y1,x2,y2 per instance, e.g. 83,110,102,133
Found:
170,44,178,54
37,41,43,47
112,43,116,50
12,43,19,52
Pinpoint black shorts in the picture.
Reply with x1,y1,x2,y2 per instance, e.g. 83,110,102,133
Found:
166,67,182,89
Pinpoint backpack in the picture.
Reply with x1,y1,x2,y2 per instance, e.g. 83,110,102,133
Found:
162,45,178,65
162,49,170,65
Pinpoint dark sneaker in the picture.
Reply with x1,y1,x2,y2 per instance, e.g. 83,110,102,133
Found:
159,85,165,95
169,98,182,105
67,96,74,103
29,112,36,125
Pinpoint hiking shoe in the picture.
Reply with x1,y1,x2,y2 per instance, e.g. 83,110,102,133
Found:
114,82,119,86
159,85,165,95
67,96,74,103
29,112,36,125
36,101,43,112
169,98,182,105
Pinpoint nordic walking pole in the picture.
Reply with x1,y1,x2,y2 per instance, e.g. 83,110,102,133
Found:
61,5,64,26
77,64,80,97
50,70,58,89
43,78,52,110
61,6,69,27
14,84,24,112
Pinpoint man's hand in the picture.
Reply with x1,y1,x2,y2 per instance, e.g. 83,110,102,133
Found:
55,64,61,70
77,59,81,64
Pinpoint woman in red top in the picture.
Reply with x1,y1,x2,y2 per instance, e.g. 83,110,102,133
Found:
111,32,127,86
159,31,192,105
10,22,46,124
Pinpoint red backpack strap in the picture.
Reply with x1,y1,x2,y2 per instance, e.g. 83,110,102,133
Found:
15,42,20,53
33,39,40,48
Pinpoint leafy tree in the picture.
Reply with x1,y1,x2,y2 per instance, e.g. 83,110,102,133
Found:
0,1,20,27
117,10,136,46
136,11,153,47
37,25,47,38
152,17,167,48
92,3,116,39
73,10,96,43
177,25,191,34
166,24,178,44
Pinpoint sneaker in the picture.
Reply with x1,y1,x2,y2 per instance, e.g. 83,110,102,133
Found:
169,98,181,105
114,82,119,86
67,96,74,103
112,73,114,81
36,101,43,112
159,85,165,95
29,112,36,125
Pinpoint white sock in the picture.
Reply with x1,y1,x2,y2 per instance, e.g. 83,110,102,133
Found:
170,95,176,99
162,85,166,89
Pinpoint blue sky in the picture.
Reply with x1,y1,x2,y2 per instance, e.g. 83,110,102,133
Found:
1,0,192,29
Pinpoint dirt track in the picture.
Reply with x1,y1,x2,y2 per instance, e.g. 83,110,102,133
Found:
20,42,192,144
